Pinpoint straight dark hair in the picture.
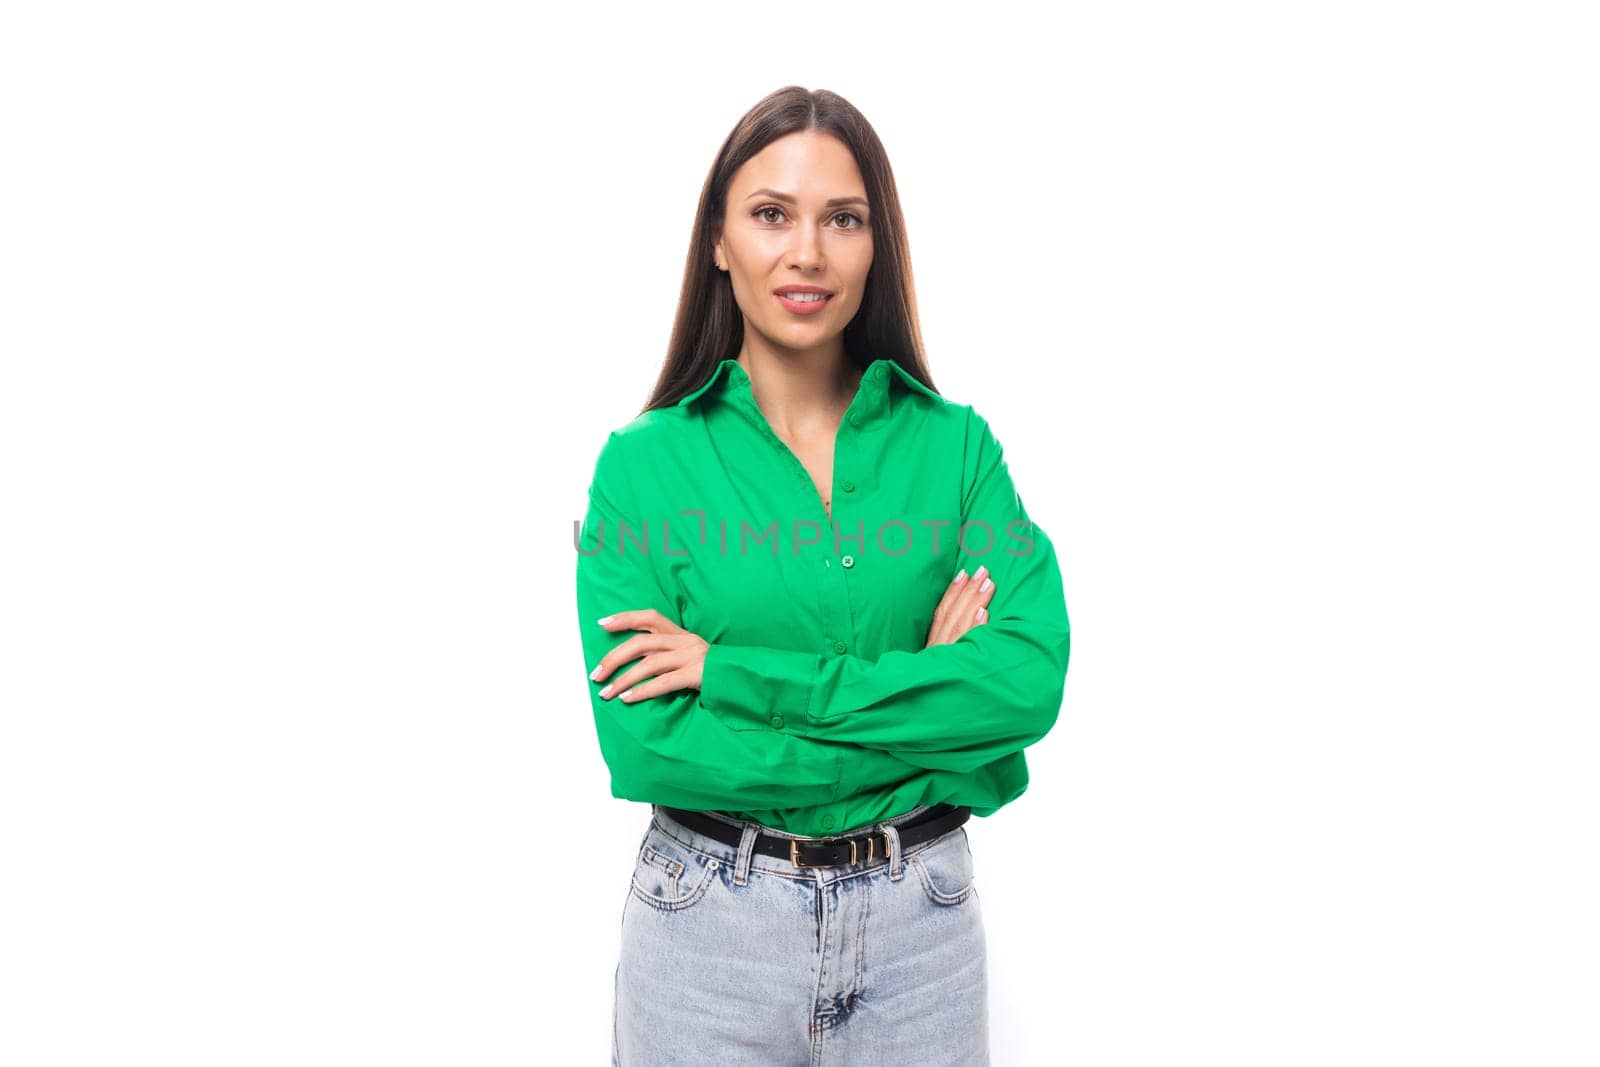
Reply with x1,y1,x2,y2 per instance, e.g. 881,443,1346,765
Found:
641,85,940,414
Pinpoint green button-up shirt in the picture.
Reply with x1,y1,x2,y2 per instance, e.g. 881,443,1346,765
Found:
574,356,1071,837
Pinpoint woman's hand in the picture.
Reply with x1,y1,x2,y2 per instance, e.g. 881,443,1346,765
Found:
590,609,710,704
925,564,995,648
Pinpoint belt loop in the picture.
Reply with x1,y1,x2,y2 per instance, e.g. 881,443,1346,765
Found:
883,822,904,881
733,821,759,886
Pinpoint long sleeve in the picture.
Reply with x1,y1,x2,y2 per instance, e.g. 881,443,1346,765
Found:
575,430,926,810
697,407,1071,775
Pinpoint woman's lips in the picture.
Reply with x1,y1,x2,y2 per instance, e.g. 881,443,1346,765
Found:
774,292,833,315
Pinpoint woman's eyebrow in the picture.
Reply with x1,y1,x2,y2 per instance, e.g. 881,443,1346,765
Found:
743,187,869,210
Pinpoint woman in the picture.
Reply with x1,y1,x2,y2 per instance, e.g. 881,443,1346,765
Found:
574,85,1071,1065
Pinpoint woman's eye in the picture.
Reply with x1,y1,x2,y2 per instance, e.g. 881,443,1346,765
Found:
834,211,865,230
755,206,785,224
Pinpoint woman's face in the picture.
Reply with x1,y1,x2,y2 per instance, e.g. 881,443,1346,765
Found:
714,130,874,356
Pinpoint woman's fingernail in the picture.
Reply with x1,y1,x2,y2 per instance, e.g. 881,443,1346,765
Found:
619,689,635,702
599,684,613,698
976,607,987,621
974,564,988,580
954,569,967,583
590,666,603,680
980,577,993,593
597,616,614,627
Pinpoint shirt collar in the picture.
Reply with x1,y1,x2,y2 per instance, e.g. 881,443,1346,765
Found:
676,357,939,409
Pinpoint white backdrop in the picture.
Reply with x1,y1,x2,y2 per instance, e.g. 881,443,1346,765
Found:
3,1,1596,1064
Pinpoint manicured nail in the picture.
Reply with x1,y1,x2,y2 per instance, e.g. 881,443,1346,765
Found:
619,689,635,702
954,568,967,583
597,616,614,626
590,666,603,680
980,578,993,593
599,684,613,698
976,607,987,621
974,564,988,580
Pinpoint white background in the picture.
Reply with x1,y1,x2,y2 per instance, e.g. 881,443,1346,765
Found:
3,2,1596,1064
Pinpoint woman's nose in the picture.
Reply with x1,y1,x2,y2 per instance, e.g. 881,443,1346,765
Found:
787,227,825,269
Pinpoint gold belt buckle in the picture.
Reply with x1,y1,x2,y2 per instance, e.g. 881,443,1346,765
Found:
791,835,857,869
790,829,893,869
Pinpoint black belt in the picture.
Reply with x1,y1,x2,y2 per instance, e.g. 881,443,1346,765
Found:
656,803,970,870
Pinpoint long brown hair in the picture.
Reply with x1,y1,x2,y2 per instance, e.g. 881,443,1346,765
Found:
640,85,939,414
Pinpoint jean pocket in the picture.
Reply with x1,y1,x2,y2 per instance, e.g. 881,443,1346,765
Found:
629,824,720,913
907,827,977,906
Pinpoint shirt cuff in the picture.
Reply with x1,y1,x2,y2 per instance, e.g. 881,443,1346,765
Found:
700,643,821,732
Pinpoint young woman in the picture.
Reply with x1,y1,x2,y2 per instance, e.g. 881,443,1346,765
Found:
574,85,1071,1065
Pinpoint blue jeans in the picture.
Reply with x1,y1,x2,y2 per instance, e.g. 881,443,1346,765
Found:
612,803,989,1065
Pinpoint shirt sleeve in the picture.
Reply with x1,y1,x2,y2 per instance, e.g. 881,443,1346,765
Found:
698,406,1071,775
575,430,925,810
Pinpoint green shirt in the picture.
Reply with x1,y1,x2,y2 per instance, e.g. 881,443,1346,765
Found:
574,356,1071,837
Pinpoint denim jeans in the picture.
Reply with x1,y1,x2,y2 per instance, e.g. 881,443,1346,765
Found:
612,803,989,1065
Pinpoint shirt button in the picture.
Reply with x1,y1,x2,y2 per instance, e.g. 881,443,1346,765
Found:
848,413,860,427
841,555,855,568
841,479,855,492
770,714,784,729
821,815,836,830
832,639,847,654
